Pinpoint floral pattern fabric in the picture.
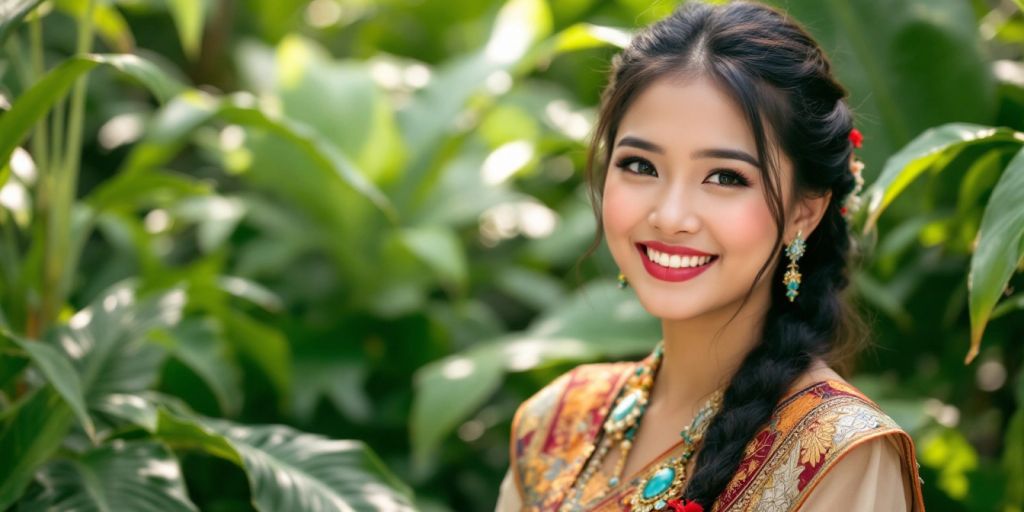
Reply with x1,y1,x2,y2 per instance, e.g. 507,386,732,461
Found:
510,360,926,511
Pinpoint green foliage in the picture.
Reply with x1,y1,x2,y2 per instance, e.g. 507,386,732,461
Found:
0,0,1021,510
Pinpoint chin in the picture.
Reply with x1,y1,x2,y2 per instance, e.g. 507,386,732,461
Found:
633,291,712,321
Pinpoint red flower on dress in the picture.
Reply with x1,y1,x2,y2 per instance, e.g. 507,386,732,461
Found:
849,128,863,148
667,499,704,512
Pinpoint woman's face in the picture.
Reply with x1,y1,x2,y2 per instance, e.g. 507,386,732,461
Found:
602,75,812,321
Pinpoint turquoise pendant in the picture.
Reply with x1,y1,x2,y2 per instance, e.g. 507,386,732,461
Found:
612,392,639,421
630,457,687,512
642,467,676,500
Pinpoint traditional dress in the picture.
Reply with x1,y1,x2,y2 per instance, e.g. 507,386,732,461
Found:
496,359,926,511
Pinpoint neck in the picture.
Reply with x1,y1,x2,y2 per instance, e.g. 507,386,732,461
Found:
649,287,771,414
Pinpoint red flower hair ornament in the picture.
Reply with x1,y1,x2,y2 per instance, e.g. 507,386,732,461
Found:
848,127,863,148
667,499,704,512
841,128,865,219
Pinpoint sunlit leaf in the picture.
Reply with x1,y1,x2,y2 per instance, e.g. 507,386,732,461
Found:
167,0,206,59
966,146,1024,363
863,124,1023,232
0,282,186,507
157,408,415,512
550,23,631,53
91,393,159,433
118,91,396,223
0,54,186,169
18,441,197,511
395,0,553,208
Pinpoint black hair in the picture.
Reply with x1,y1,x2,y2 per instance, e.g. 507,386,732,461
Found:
580,1,869,507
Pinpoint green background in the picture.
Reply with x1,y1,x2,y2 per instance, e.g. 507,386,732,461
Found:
0,0,1021,510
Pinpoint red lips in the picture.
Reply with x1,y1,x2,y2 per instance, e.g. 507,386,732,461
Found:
636,242,718,283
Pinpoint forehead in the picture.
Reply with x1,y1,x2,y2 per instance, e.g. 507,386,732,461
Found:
617,75,756,156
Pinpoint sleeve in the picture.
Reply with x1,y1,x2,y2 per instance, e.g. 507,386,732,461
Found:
798,435,910,511
494,468,523,512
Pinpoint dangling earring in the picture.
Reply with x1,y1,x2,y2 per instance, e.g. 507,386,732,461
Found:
617,272,629,289
783,230,805,302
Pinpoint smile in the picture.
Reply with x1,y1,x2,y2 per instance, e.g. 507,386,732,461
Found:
635,243,718,282
645,246,714,269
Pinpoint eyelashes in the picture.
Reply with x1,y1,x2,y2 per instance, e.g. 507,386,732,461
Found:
613,155,752,187
616,156,657,176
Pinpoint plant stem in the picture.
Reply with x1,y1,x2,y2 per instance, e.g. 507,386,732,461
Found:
29,15,49,175
39,0,97,332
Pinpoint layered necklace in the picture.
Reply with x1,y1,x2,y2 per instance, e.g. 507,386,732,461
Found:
559,343,725,512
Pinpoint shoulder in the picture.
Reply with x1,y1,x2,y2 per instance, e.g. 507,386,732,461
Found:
716,379,926,511
798,435,913,511
509,361,637,508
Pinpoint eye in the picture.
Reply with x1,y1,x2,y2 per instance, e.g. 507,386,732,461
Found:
616,156,657,177
705,169,750,187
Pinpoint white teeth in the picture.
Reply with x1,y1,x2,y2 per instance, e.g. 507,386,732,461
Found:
645,247,714,269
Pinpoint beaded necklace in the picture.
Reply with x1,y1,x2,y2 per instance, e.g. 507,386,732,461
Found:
559,344,724,512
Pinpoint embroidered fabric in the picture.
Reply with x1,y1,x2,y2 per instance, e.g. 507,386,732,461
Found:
499,361,926,512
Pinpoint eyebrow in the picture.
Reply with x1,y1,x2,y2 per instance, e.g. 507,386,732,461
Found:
616,136,761,168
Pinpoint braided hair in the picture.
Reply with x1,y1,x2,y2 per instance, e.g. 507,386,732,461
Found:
580,1,870,508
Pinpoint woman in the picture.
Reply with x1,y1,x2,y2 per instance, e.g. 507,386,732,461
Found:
494,2,926,511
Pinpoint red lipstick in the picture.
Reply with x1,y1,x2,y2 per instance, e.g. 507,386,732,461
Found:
635,241,718,283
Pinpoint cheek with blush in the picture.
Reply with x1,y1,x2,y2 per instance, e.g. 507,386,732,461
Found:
717,197,779,269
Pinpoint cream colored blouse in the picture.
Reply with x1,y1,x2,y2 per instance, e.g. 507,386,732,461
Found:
494,435,912,511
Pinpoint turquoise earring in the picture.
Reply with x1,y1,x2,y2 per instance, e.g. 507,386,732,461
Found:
783,230,805,302
617,272,629,289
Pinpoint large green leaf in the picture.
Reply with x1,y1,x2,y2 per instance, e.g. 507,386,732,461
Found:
765,0,996,171
863,123,1023,231
395,0,553,208
85,169,212,212
0,283,186,506
118,91,396,223
1,330,95,441
0,53,186,169
63,284,186,399
0,390,74,508
17,441,197,511
156,408,415,512
966,146,1024,363
411,279,659,464
237,36,406,184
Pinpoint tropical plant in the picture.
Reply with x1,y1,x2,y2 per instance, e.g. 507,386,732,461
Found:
0,1,413,509
1,0,1020,510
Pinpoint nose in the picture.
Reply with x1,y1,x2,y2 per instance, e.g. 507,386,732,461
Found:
648,182,701,235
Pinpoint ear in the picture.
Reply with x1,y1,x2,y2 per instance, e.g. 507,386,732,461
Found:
787,190,831,242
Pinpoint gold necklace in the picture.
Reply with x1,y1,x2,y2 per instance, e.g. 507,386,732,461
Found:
629,391,723,512
559,344,724,512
